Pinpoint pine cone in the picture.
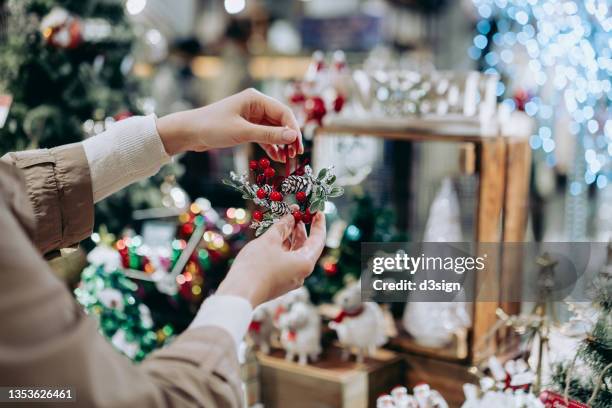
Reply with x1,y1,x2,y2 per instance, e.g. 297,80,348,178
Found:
269,201,290,217
281,175,311,194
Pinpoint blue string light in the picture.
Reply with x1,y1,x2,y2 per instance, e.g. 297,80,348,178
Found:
471,0,611,239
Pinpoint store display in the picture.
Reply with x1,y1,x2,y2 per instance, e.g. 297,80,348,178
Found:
278,287,322,365
329,279,388,363
75,264,170,362
77,199,249,358
1,0,606,406
224,160,343,236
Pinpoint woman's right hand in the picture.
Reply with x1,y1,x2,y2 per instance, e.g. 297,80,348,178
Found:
216,212,326,307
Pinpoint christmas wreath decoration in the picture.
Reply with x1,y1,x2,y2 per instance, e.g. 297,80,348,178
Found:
223,158,343,236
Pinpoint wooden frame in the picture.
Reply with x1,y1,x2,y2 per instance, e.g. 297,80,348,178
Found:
313,120,531,364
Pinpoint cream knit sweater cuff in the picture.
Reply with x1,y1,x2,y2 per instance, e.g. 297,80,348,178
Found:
82,114,171,203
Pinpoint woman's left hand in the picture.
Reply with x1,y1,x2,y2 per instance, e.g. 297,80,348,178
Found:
156,88,303,162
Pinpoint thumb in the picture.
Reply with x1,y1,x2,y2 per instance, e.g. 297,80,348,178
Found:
264,213,295,242
248,124,298,146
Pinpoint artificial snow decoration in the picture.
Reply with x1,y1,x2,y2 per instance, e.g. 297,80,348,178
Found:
223,161,343,236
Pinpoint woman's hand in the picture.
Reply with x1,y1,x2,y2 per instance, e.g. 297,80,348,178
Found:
216,212,326,307
156,88,303,162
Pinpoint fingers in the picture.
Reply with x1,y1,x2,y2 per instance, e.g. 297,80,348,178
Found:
264,213,295,243
248,123,298,147
259,143,284,162
290,219,308,250
245,89,304,157
299,212,326,263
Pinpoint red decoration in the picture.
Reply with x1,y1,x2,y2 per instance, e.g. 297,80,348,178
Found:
323,259,338,276
539,391,589,408
270,191,283,202
252,211,263,221
292,211,302,222
296,191,307,202
258,158,270,170
332,305,364,323
249,160,258,170
256,188,268,199
513,89,531,112
249,320,262,333
114,111,133,122
264,167,276,178
333,94,346,113
256,174,265,185
305,96,327,125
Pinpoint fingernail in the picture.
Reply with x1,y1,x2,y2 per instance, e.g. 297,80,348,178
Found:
282,129,297,143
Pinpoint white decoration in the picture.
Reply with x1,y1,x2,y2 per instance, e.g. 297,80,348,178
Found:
87,244,122,272
111,329,139,359
328,280,387,363
403,178,471,348
248,304,275,354
97,288,124,312
278,291,321,365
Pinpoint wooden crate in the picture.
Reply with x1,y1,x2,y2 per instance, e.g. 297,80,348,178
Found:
257,346,403,408
314,114,532,364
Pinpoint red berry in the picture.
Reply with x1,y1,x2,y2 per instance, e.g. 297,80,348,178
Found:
264,167,275,178
292,211,302,222
296,191,307,202
257,188,268,199
249,160,258,171
256,174,265,185
258,158,270,170
302,212,312,224
270,191,283,202
253,211,263,221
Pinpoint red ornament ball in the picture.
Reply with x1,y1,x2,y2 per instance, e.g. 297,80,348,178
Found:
249,160,258,171
258,158,270,170
264,167,276,178
295,191,307,202
253,211,263,221
292,211,302,222
270,191,283,202
256,188,268,199
256,174,265,185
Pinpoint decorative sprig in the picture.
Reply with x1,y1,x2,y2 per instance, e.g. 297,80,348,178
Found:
223,163,343,236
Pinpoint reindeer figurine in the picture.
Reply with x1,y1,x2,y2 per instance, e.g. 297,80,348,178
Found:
329,279,387,363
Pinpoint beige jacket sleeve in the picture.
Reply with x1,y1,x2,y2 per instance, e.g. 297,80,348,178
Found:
0,145,244,407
